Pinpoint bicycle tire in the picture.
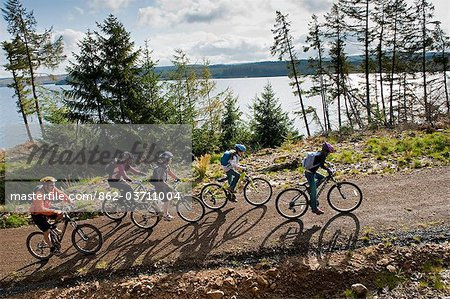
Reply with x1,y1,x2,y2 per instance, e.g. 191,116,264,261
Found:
327,182,363,212
243,177,272,206
200,183,228,210
101,199,127,221
177,195,205,223
26,231,52,260
130,202,161,229
275,188,309,219
72,224,103,254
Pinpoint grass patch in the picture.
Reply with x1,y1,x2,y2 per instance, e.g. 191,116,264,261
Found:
0,214,29,228
374,270,406,290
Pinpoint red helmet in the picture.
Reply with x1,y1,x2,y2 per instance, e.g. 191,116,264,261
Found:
322,142,335,153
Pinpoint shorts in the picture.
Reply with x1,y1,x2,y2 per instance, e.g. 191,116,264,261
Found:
31,213,58,232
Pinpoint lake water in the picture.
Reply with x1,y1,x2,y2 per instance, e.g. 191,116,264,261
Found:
0,76,341,148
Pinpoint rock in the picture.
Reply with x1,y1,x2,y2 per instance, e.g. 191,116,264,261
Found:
351,283,368,298
387,265,397,273
223,277,236,287
266,268,279,277
270,283,277,290
207,290,224,299
376,258,390,266
256,276,269,287
251,286,260,295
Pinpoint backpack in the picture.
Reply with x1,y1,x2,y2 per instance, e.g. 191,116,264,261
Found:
220,150,235,166
302,152,320,170
105,158,118,176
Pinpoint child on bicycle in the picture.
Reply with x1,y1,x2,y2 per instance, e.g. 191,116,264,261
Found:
29,176,70,254
221,144,247,202
151,151,181,221
107,151,146,200
303,142,335,215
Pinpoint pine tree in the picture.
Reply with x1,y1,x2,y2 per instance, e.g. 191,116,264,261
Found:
2,0,65,132
271,11,310,137
96,14,142,123
220,91,242,150
138,40,169,123
2,38,33,140
65,30,106,123
432,22,450,115
304,14,331,132
250,83,294,148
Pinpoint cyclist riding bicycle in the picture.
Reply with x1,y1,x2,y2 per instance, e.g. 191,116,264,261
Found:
151,151,181,221
222,144,247,202
303,142,335,215
107,151,146,200
29,176,70,254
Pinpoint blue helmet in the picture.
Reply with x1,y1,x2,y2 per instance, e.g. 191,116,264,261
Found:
234,144,246,152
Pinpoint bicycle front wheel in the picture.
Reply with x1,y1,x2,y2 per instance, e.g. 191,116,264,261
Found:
244,178,272,206
72,224,103,254
327,182,363,212
200,183,228,210
177,196,205,223
102,199,127,221
275,188,309,219
26,232,52,260
130,202,161,229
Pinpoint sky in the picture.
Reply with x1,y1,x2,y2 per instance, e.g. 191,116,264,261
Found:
0,0,449,77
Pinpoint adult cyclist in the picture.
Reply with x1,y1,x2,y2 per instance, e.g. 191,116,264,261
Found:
304,142,335,215
29,176,70,254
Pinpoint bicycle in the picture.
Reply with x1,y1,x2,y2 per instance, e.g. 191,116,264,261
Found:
26,209,103,260
171,181,205,223
102,180,162,229
275,169,363,219
200,169,272,210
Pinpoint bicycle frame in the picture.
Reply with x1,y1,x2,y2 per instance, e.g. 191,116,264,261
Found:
301,173,337,199
51,213,79,242
222,171,252,192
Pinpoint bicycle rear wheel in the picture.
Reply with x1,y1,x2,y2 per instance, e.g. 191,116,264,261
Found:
26,232,52,260
327,182,362,212
177,195,205,223
275,188,309,219
200,183,228,210
72,224,103,254
102,199,127,221
244,178,272,206
130,202,161,229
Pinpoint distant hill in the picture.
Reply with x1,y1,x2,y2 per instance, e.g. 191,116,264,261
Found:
0,53,448,87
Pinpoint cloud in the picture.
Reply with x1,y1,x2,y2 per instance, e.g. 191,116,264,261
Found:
138,0,242,28
300,0,334,13
89,0,134,11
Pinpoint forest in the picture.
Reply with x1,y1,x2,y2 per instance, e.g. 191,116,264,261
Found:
1,0,449,156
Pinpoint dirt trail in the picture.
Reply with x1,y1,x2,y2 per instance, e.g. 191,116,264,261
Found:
0,166,449,292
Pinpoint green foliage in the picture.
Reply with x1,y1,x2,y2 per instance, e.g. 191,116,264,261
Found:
374,270,406,290
0,214,29,228
329,149,362,164
193,154,211,181
250,82,295,148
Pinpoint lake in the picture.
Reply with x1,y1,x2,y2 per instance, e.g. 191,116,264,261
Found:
0,76,342,148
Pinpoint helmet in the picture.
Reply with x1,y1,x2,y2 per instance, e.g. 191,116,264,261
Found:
120,151,134,162
159,151,174,162
322,142,335,153
40,176,57,183
234,144,246,152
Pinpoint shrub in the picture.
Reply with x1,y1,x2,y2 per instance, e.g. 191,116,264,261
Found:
194,154,211,181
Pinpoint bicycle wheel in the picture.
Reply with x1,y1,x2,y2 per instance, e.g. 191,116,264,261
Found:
72,224,103,254
102,199,127,221
200,183,228,210
275,188,309,219
327,182,363,212
244,178,272,206
130,202,161,229
26,232,52,260
177,195,205,223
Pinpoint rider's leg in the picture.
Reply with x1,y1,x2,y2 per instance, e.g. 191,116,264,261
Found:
306,171,323,214
228,169,240,192
32,214,53,246
315,172,325,185
43,229,52,247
